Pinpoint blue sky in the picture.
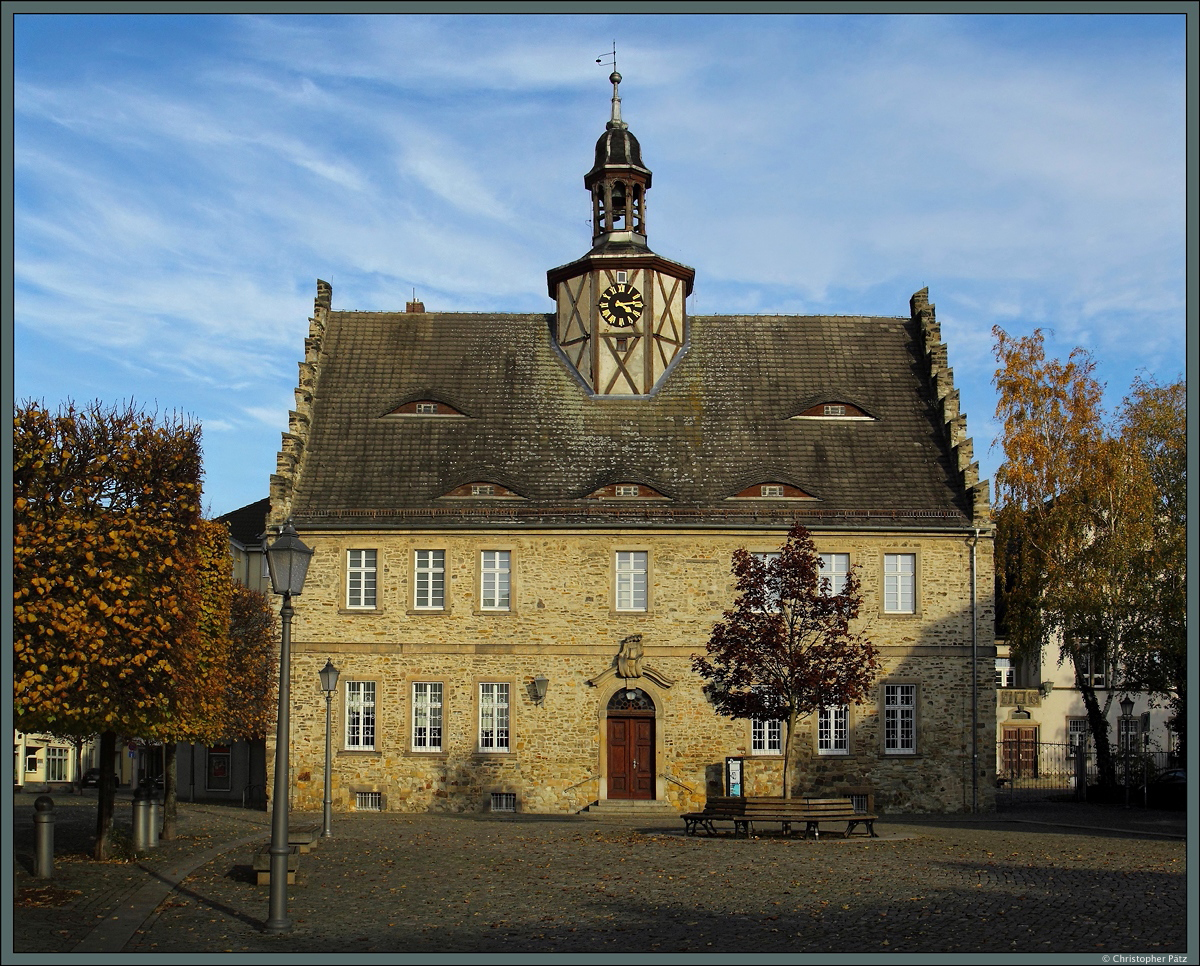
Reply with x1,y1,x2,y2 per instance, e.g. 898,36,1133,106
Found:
12,13,1188,518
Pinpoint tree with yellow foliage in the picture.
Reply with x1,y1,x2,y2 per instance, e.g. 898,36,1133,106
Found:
14,400,203,858
992,330,1184,785
159,518,234,840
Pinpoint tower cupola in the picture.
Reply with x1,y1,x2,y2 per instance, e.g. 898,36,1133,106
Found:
584,72,652,250
547,71,694,397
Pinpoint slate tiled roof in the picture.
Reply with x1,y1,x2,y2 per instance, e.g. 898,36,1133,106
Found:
287,309,976,530
216,497,270,545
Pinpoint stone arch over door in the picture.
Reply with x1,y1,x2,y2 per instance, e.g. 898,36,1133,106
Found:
598,680,666,802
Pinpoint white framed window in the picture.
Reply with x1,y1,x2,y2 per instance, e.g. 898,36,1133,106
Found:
883,554,916,613
615,484,640,497
883,684,916,755
751,718,782,755
1079,651,1106,688
479,683,510,752
345,680,376,750
481,551,511,611
819,552,850,595
615,551,648,612
751,552,780,612
995,658,1015,688
823,404,846,416
412,682,443,751
25,751,39,773
760,484,784,497
356,791,383,810
1118,710,1137,748
414,550,445,610
346,549,377,609
416,402,438,414
471,483,495,496
46,747,69,782
616,270,627,283
817,706,849,755
1067,717,1090,758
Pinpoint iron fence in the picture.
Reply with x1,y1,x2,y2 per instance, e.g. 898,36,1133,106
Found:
995,740,1179,806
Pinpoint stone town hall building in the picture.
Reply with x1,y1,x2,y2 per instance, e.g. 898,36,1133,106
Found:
267,74,996,816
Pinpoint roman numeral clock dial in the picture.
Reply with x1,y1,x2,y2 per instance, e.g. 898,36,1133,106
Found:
598,282,643,328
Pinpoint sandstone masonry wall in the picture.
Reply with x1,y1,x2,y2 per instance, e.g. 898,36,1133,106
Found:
271,527,996,815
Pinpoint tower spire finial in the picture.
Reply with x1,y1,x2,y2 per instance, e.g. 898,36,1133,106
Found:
596,42,625,130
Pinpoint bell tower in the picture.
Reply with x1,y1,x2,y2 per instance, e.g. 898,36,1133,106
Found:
585,72,650,250
547,72,695,397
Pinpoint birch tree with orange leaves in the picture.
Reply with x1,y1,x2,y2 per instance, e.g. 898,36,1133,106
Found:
992,329,1181,785
14,400,203,858
1117,378,1186,759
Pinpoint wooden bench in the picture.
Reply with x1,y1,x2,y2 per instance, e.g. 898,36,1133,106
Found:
253,845,300,885
683,795,878,839
289,824,322,853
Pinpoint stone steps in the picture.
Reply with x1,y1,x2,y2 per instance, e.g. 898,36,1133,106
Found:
578,799,681,820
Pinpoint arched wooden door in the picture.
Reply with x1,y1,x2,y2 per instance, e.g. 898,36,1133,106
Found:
607,689,655,800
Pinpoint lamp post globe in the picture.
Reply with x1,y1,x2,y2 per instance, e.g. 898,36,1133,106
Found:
263,520,313,935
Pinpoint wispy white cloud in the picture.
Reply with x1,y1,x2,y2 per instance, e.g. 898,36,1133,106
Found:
13,13,1186,514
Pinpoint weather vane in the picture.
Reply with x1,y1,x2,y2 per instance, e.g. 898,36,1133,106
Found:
596,41,617,73
596,42,624,129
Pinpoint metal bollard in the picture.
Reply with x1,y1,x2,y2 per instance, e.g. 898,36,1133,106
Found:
33,796,55,879
148,792,161,848
132,785,152,852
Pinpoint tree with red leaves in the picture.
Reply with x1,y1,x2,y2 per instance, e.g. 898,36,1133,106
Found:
693,523,880,797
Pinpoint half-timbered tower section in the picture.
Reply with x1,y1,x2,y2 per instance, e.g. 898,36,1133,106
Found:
267,73,996,815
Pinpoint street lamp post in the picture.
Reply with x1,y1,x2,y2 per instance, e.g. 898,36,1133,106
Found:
1119,695,1135,809
263,520,313,935
319,659,340,838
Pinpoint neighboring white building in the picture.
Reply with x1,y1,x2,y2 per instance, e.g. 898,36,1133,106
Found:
995,638,1177,785
13,731,124,792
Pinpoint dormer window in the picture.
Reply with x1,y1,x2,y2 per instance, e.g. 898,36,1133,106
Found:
791,400,872,420
728,481,816,501
616,271,627,283
439,482,523,500
586,482,667,501
387,399,467,418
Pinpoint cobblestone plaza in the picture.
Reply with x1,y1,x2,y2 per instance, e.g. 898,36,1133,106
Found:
9,793,1189,956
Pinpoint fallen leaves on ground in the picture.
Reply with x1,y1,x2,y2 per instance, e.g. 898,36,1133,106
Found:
16,886,82,907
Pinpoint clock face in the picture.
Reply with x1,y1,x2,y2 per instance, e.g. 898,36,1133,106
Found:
598,282,643,328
